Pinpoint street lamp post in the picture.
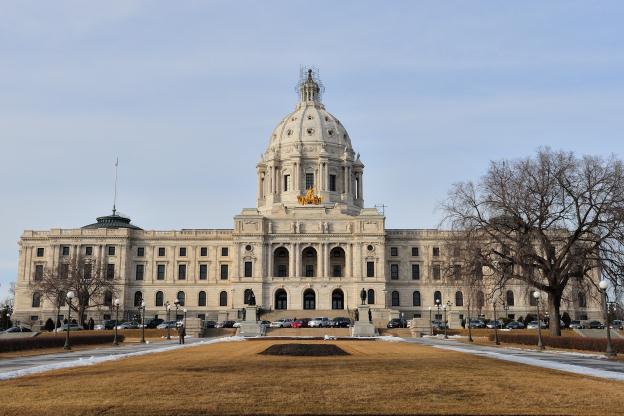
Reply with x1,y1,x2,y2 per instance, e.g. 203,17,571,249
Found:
428,307,432,336
443,305,448,339
435,298,441,335
113,298,120,346
64,291,75,350
174,299,180,337
503,302,510,320
183,308,187,329
166,302,171,340
493,301,500,345
533,291,544,351
599,280,616,358
140,301,146,344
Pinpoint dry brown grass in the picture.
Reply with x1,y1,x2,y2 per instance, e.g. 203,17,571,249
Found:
1,340,623,416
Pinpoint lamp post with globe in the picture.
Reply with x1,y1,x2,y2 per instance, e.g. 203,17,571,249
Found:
435,298,441,335
533,291,544,351
63,291,75,350
113,298,120,346
443,305,448,339
599,280,616,358
166,302,172,340
140,301,146,344
428,306,432,336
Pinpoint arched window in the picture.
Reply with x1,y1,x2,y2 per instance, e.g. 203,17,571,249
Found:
506,290,515,306
244,289,254,305
32,291,42,308
367,289,375,305
273,247,290,277
412,291,421,307
476,291,485,309
303,289,316,310
198,291,206,307
455,291,463,307
391,291,400,306
529,291,538,306
134,291,142,307
332,289,344,310
434,290,442,305
302,247,318,277
104,290,113,307
177,291,185,307
578,291,587,308
275,289,287,310
329,247,345,277
155,291,164,307
219,291,228,306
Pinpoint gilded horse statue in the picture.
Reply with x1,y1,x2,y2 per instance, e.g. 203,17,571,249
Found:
297,187,322,205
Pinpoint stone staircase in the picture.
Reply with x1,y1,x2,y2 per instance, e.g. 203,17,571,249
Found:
260,309,354,322
265,328,351,337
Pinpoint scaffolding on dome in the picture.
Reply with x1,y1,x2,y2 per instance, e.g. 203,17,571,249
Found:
295,65,325,100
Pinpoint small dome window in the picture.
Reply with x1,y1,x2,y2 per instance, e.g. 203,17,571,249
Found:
328,130,334,136
287,129,293,136
291,116,297,121
307,115,313,120
306,128,314,135
325,116,329,121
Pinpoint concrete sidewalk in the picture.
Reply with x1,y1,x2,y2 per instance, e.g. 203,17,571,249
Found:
406,336,624,381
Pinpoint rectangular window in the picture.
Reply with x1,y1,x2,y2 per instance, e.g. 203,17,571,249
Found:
366,261,375,278
453,264,462,279
220,264,229,280
108,246,116,256
283,174,290,191
106,263,115,280
30,315,39,321
390,247,398,257
277,264,287,277
135,264,144,280
199,264,208,280
329,174,337,192
413,313,422,319
432,247,440,257
411,247,419,256
178,264,187,280
305,173,314,190
157,264,166,280
412,264,420,280
158,247,166,257
34,264,44,281
36,248,44,257
333,265,342,277
84,263,92,279
221,247,229,257
85,246,93,256
200,247,208,257
244,261,253,278
305,264,314,277
137,247,145,257
390,264,399,279
432,264,441,280
60,263,69,279
179,247,187,257
61,246,70,256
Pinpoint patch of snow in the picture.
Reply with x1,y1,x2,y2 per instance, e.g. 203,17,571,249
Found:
323,335,337,340
376,336,405,342
0,336,245,381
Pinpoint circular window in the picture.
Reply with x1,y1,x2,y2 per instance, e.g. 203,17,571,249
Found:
306,128,314,135
367,245,374,252
245,245,252,252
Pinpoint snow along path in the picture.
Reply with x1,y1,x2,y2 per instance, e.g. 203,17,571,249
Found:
0,336,245,381
406,337,624,381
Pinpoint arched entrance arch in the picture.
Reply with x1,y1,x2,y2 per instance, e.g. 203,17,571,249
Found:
275,289,287,310
302,247,318,277
329,247,346,277
303,289,316,310
273,247,289,277
331,289,344,310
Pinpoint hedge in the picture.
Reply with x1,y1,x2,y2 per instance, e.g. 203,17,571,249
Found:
0,333,125,353
488,333,623,353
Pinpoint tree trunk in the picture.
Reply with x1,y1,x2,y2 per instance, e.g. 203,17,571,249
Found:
548,291,562,336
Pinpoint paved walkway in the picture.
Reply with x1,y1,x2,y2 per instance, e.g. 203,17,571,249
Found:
406,336,624,381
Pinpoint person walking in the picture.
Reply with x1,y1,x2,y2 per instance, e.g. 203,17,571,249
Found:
178,324,186,344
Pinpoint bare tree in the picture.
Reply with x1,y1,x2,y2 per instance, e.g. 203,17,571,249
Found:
34,255,117,327
442,148,624,336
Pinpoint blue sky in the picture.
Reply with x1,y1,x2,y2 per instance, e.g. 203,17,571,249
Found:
1,1,623,298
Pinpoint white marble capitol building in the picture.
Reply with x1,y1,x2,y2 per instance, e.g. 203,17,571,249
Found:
13,70,600,326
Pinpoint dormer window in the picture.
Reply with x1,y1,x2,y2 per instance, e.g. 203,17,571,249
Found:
306,128,314,135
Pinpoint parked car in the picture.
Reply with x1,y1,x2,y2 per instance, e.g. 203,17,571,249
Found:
526,320,546,329
569,320,585,329
610,319,624,330
216,320,236,328
467,319,486,329
156,320,177,329
431,320,448,330
291,318,311,328
116,321,140,330
259,320,271,327
332,317,352,328
1,326,33,334
486,320,504,329
505,321,525,330
144,318,164,329
387,318,407,328
588,320,605,329
203,320,217,329
94,320,118,330
269,319,290,328
308,317,332,328
55,323,84,332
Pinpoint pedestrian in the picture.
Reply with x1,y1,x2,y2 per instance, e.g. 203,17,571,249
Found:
88,317,95,330
178,324,186,344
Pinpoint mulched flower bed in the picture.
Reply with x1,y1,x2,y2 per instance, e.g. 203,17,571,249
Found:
259,343,350,356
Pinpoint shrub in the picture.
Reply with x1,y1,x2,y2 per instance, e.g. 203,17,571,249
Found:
44,318,55,332
562,312,572,328
0,333,125,353
488,333,622,353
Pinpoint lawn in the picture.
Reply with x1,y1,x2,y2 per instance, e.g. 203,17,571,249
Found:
1,339,623,416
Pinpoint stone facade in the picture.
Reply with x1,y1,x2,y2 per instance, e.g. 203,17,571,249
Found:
12,70,602,328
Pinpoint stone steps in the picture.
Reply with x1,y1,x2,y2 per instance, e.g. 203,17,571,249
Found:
265,328,351,337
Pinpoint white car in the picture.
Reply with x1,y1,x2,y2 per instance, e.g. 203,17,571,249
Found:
55,323,84,332
308,317,331,328
270,319,294,328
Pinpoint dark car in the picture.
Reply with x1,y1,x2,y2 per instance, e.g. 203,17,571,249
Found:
145,318,164,329
1,326,33,333
505,321,525,330
431,320,448,330
588,320,605,329
332,317,352,328
387,318,407,328
102,319,118,329
203,320,217,328
216,320,236,328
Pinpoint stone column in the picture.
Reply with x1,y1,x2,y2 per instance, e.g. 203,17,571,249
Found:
289,243,295,278
346,244,353,278
267,244,273,278
294,242,300,278
324,244,330,278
